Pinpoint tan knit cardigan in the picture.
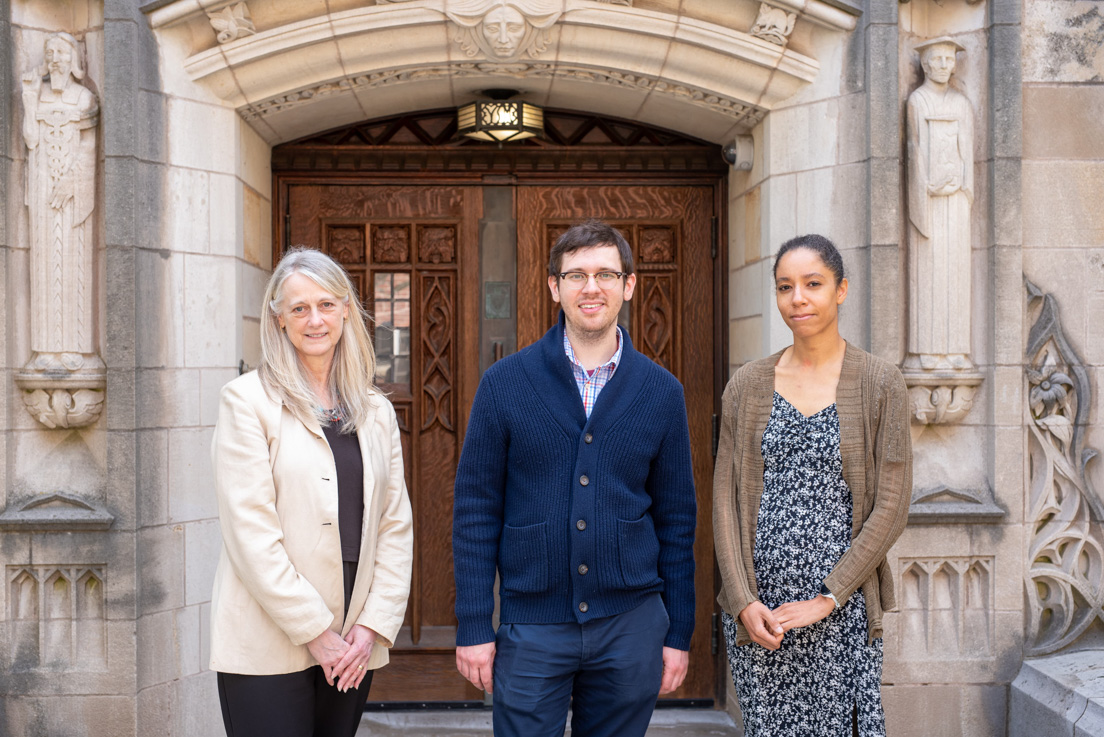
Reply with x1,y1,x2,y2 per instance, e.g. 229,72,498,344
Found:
713,342,912,645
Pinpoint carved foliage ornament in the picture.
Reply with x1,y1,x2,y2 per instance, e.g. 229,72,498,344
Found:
242,63,765,126
208,3,256,44
1024,280,1104,655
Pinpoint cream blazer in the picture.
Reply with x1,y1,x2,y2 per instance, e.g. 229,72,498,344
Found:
208,371,413,675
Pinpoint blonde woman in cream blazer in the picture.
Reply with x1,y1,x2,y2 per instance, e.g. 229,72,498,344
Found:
210,248,412,737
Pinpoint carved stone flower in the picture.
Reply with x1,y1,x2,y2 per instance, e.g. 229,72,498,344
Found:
1028,368,1073,417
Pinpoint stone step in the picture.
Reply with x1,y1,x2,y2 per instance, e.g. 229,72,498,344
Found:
357,708,743,736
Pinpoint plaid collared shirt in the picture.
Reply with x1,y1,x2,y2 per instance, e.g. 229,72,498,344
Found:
563,327,623,418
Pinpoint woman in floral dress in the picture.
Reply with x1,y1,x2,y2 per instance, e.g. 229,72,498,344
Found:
713,234,912,736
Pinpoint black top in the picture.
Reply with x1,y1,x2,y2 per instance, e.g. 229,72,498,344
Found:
322,421,365,563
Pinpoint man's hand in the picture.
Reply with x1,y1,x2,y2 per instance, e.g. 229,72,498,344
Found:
456,641,496,694
658,646,688,694
773,595,835,633
738,600,783,650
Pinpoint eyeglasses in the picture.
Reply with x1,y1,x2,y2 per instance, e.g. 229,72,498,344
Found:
558,271,626,287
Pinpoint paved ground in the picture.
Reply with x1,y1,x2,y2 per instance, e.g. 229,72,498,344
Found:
357,708,743,736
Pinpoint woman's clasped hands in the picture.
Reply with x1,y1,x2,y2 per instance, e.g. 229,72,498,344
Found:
738,596,836,651
306,624,378,692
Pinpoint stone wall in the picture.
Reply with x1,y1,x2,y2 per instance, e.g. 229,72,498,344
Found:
726,1,871,369
0,0,266,733
1010,0,1104,733
132,5,272,735
1,3,129,734
725,1,1034,735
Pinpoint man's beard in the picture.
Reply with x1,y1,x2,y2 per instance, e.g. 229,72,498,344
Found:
48,69,69,92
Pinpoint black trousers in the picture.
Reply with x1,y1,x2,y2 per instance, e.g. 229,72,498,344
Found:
218,562,371,737
217,666,373,737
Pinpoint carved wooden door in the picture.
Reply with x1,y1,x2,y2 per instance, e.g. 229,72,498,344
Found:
517,185,717,700
285,184,484,701
284,182,718,703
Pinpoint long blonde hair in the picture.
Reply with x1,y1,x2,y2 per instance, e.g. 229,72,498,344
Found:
258,247,377,432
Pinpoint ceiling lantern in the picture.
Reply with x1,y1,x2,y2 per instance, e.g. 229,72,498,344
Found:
458,90,544,143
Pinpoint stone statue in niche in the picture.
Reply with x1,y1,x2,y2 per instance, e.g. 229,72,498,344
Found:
15,32,106,430
903,36,982,425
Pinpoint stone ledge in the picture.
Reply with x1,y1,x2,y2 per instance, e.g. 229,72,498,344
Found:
908,486,1006,524
0,492,115,531
1010,650,1104,737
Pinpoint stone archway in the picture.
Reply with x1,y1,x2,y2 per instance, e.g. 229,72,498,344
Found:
271,107,727,702
145,0,855,146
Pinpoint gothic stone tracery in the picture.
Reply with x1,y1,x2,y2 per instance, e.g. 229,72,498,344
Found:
1024,280,1104,655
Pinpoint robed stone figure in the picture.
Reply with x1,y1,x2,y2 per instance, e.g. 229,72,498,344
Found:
906,37,974,373
22,31,99,361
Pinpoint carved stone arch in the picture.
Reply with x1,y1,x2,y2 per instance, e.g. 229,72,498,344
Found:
145,0,858,145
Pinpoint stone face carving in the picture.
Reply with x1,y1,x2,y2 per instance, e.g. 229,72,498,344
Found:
378,0,562,61
207,2,256,44
15,33,105,430
1024,280,1104,655
751,3,797,46
902,36,982,424
447,0,561,61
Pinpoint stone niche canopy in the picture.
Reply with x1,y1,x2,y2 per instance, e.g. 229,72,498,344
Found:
143,0,859,145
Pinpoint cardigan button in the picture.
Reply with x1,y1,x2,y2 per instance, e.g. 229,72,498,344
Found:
578,601,589,613
578,563,589,575
584,433,593,444
579,475,589,486
576,519,586,531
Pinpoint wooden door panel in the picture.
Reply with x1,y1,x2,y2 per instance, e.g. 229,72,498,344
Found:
286,184,482,701
517,185,716,700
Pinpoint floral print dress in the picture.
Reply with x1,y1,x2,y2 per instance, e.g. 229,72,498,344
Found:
723,392,886,736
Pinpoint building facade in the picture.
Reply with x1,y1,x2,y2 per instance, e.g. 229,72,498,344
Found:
1,0,1102,734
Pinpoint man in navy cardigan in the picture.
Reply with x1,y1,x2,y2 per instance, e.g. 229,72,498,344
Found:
453,220,696,737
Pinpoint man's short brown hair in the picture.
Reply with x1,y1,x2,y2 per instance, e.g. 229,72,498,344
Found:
547,219,634,277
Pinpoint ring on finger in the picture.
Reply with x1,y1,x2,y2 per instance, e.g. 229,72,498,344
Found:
357,665,365,670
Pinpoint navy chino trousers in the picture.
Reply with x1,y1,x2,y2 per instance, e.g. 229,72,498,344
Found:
492,593,669,737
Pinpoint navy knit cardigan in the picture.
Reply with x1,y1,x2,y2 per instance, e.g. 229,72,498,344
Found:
453,313,697,650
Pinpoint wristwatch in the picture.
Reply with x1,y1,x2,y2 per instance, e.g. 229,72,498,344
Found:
820,583,840,609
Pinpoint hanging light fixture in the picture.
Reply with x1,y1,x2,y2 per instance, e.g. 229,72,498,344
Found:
458,89,544,142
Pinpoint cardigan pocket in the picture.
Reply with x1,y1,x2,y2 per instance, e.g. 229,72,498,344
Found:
499,522,550,594
617,515,660,589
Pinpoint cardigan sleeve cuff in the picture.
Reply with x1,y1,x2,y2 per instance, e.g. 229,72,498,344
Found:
456,618,496,647
663,619,694,651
